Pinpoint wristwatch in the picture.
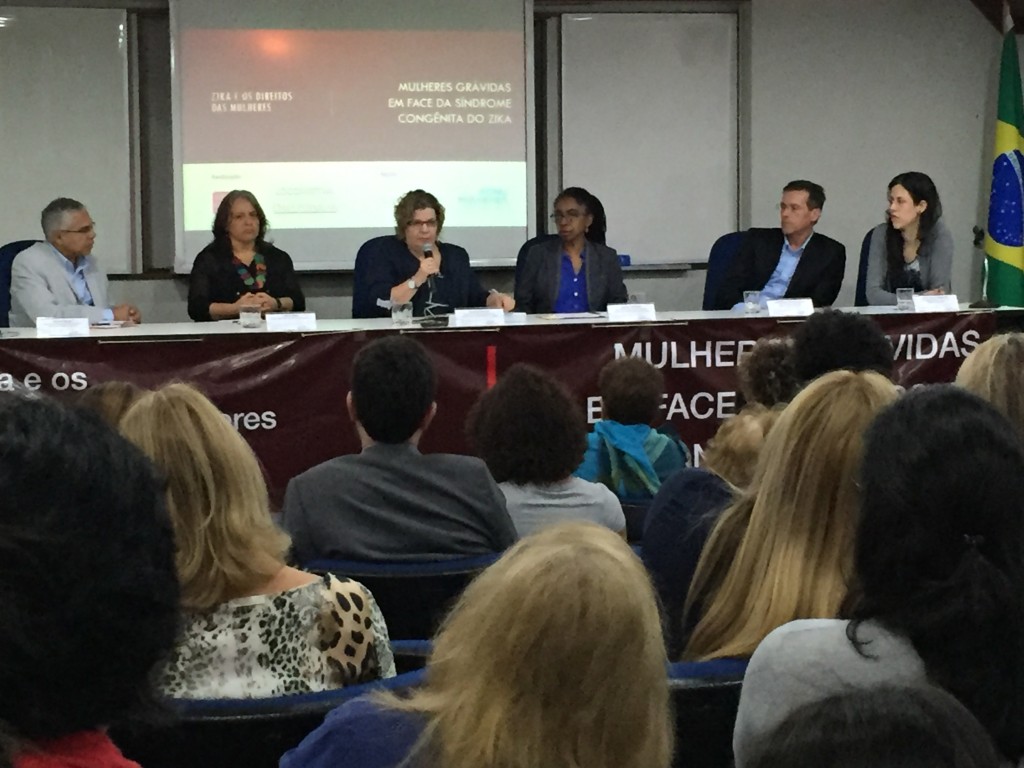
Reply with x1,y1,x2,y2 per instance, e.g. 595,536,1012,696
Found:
406,278,418,290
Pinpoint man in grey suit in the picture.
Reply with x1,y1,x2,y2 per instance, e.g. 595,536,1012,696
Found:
281,335,517,564
8,198,141,327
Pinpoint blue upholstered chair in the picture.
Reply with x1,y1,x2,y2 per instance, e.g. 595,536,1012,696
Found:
703,231,746,310
854,228,874,306
351,235,394,318
669,658,747,768
0,239,38,327
110,668,425,768
303,553,500,640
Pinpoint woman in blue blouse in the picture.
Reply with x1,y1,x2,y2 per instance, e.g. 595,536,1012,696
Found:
352,189,514,318
515,188,627,314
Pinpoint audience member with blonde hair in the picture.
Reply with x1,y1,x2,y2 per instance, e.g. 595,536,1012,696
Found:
701,404,782,490
575,356,690,498
642,403,782,656
682,370,898,660
955,332,1024,439
283,522,672,768
119,382,394,699
735,387,1024,765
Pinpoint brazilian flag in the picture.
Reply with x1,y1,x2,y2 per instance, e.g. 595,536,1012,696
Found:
986,9,1024,306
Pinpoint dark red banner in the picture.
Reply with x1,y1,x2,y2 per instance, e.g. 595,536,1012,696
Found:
0,312,996,505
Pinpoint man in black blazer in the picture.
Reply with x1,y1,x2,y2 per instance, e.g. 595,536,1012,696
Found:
714,180,845,310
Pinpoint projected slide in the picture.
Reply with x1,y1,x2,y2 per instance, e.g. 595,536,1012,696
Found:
174,20,529,272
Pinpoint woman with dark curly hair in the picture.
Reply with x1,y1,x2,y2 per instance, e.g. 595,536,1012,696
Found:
187,189,306,321
736,337,799,408
467,364,625,538
0,393,179,767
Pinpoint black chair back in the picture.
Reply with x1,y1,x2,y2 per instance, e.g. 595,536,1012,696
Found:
854,228,874,306
669,660,745,768
621,501,651,543
111,669,425,768
304,554,499,639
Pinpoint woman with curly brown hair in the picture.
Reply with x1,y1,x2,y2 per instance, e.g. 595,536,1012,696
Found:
467,364,625,538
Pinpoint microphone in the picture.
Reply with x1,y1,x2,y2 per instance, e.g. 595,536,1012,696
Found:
423,242,436,292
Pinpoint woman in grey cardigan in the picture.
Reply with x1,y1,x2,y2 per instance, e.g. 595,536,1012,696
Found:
864,171,953,305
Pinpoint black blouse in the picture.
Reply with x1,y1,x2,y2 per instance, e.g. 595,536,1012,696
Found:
187,242,306,322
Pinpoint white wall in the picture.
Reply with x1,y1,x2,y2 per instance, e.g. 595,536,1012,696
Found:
747,0,999,305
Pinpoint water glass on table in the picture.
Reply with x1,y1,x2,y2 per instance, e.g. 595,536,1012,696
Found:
239,305,262,328
896,288,914,312
743,291,761,315
391,302,413,327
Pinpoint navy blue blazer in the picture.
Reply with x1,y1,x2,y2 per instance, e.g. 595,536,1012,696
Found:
352,237,489,318
713,228,846,310
514,238,627,314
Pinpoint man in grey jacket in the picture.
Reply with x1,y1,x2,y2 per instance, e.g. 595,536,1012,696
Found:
281,335,516,564
9,197,141,327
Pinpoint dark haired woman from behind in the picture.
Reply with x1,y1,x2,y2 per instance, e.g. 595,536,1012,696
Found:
0,393,179,767
187,189,306,321
468,364,625,538
746,686,1001,768
864,172,953,305
515,188,627,314
734,386,1024,766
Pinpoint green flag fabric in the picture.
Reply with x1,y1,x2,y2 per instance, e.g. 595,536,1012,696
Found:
985,21,1024,306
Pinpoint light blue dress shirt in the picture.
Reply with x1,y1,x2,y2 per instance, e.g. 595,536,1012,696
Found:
732,232,813,310
48,244,113,322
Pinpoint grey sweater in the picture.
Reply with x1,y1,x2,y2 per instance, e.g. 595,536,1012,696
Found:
732,618,928,767
864,218,954,305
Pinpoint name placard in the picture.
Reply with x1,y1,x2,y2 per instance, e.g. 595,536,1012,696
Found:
912,294,960,313
452,308,506,327
36,317,90,338
766,298,814,318
606,303,657,322
265,312,318,332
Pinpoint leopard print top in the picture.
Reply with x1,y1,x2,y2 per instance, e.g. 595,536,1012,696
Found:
158,573,395,699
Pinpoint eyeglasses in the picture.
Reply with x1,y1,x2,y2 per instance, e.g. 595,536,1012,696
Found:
550,210,583,222
60,224,96,235
409,218,438,229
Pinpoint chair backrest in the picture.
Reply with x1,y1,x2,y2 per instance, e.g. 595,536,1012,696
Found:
0,240,38,327
303,553,500,639
621,501,651,543
514,233,558,287
110,669,425,768
854,228,874,306
352,235,395,318
703,231,746,310
668,660,746,768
